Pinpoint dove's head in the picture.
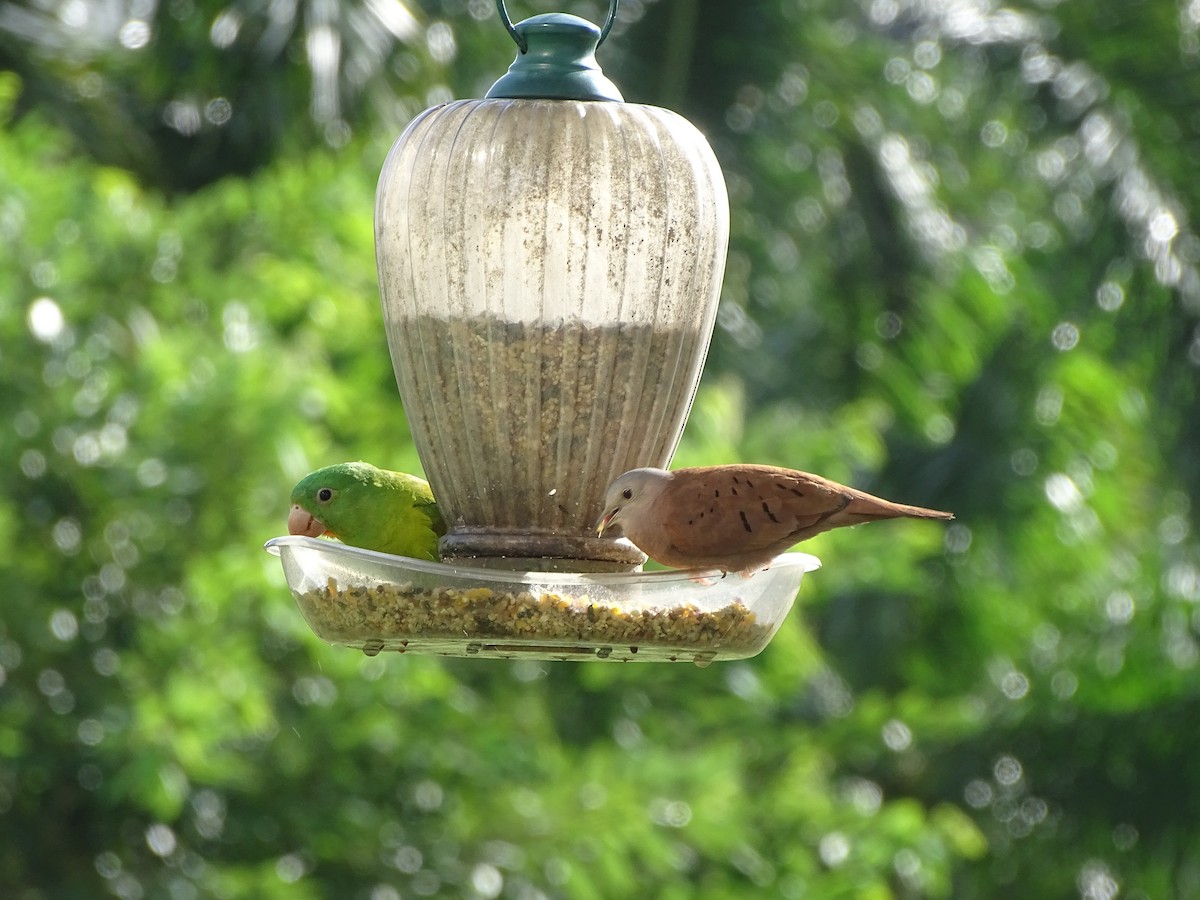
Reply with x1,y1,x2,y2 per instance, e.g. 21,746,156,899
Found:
288,462,382,539
595,467,672,538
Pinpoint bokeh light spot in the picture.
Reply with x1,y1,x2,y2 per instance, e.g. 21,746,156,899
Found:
28,297,65,343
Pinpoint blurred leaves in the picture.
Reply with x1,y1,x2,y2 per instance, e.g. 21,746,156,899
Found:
0,0,482,189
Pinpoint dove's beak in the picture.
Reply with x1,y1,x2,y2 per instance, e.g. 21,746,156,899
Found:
595,509,616,537
288,504,327,538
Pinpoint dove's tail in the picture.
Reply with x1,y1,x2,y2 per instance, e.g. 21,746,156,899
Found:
894,503,955,521
842,492,955,524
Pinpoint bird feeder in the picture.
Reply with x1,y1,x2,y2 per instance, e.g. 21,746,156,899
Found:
266,0,822,664
375,0,728,572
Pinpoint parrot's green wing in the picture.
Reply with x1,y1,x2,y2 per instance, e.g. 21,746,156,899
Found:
388,471,446,535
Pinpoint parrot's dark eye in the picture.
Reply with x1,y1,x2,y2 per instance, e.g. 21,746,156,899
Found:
317,488,334,502
622,488,632,500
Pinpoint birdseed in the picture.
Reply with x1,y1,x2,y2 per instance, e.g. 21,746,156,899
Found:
293,577,775,661
397,314,706,531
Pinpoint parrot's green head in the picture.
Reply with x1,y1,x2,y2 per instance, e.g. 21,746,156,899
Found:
288,462,381,541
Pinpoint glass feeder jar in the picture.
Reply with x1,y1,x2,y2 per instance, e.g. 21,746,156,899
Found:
375,8,729,571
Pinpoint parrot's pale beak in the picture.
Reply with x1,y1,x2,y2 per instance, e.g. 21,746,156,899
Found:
595,509,616,537
288,504,327,538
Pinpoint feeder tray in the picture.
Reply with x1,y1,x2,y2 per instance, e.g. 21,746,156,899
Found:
266,536,819,665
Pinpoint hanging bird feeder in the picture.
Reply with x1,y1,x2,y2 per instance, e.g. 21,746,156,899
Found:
266,0,820,663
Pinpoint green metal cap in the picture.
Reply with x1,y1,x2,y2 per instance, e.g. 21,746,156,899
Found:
485,13,624,102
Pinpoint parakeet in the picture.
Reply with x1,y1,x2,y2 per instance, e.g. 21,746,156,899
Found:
596,464,953,573
288,461,445,560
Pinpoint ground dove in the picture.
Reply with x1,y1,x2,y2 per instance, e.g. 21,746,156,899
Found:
595,465,954,573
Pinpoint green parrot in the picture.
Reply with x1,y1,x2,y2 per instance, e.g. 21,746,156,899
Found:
287,461,445,561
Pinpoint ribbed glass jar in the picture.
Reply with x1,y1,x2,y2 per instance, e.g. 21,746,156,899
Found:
375,97,728,571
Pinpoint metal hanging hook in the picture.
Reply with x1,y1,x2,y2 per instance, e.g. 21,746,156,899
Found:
597,0,619,46
495,0,619,54
495,0,527,52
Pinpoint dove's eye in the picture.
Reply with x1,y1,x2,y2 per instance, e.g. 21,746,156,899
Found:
317,488,334,502
622,489,633,500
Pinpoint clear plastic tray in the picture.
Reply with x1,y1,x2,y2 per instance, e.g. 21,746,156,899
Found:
265,536,820,664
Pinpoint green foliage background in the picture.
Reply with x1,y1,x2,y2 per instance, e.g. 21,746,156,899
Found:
2,0,1199,897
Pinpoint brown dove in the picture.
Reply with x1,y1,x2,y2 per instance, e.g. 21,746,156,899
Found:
595,465,954,573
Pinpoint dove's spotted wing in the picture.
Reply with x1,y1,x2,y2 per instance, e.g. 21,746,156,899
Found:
656,465,853,563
